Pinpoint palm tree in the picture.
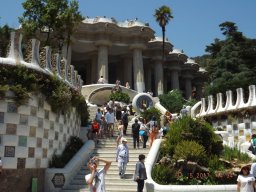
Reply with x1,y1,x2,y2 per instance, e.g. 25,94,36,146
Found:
154,5,173,60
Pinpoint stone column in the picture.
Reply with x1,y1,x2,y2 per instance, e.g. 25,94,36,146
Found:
123,57,133,87
154,57,164,96
130,44,146,93
195,82,204,100
96,40,112,83
184,76,193,99
170,70,180,90
91,56,97,84
145,66,152,92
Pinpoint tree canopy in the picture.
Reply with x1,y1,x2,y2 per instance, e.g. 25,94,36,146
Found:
19,0,84,51
195,21,256,96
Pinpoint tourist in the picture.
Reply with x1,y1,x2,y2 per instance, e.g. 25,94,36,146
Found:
237,165,255,192
132,119,140,149
139,117,149,148
105,108,115,137
85,156,112,192
116,137,129,179
121,108,129,135
125,82,130,89
134,154,147,192
116,120,124,148
147,116,159,148
91,119,100,143
115,103,122,121
97,75,106,84
250,162,256,178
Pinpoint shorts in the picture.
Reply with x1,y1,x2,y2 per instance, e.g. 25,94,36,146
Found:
92,129,99,133
139,130,145,136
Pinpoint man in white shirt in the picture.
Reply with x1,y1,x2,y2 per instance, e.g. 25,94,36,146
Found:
116,138,129,178
97,76,106,84
85,156,112,192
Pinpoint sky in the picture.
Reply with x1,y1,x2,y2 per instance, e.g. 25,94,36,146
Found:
0,0,256,57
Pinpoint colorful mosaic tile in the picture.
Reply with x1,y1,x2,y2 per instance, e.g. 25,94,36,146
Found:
7,102,18,113
43,129,49,139
37,138,42,148
29,126,36,137
28,147,35,158
17,158,26,169
0,112,4,123
43,148,47,158
36,158,41,168
20,114,28,125
4,146,15,157
55,132,58,140
245,122,251,129
18,136,27,147
6,123,17,135
49,140,53,148
38,118,43,128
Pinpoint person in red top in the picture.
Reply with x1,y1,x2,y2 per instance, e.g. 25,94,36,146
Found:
91,118,100,143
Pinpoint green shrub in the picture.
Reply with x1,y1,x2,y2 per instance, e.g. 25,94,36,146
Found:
109,91,130,104
0,64,89,125
173,140,207,165
164,117,223,157
141,107,161,123
220,146,251,163
49,136,84,168
152,164,176,184
158,89,184,113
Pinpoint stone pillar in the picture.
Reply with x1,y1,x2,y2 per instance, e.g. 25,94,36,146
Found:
91,56,97,84
123,57,133,87
145,66,152,92
130,44,146,93
170,70,180,90
184,76,192,99
154,57,164,96
195,82,204,100
96,40,112,83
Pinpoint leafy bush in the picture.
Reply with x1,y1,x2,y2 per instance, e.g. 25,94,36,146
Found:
141,107,161,123
109,91,130,104
49,136,84,168
220,146,251,163
152,164,177,184
161,117,223,160
0,64,89,125
159,89,184,113
173,140,207,165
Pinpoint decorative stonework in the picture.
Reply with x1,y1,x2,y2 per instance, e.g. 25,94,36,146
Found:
5,146,15,157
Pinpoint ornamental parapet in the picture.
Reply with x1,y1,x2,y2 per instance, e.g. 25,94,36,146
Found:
191,85,256,118
0,31,82,92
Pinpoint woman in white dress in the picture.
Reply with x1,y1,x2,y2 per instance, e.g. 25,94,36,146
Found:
237,165,255,192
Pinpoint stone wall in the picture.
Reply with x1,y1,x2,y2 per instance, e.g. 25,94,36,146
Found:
0,168,45,192
0,94,81,169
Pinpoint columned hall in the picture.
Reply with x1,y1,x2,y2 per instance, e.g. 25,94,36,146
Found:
70,17,207,99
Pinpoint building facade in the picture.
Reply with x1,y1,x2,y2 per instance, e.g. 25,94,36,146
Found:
71,17,207,99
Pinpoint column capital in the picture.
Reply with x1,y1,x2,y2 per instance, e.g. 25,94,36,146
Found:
130,43,146,50
95,40,112,47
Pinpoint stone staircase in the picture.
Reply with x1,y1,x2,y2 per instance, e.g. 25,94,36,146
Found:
61,126,150,192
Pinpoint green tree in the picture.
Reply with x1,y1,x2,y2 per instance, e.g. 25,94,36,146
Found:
154,5,173,59
199,21,256,96
19,0,84,50
0,24,14,57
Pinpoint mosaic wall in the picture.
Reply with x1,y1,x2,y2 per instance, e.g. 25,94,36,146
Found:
0,94,81,169
211,115,256,146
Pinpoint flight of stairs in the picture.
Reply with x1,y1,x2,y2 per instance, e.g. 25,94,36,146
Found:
61,124,150,192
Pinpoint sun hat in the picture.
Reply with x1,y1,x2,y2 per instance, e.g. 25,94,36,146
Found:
121,137,127,142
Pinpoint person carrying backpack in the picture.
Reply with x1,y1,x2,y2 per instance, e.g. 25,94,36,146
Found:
132,119,140,149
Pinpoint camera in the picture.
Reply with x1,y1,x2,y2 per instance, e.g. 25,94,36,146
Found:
90,159,95,164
